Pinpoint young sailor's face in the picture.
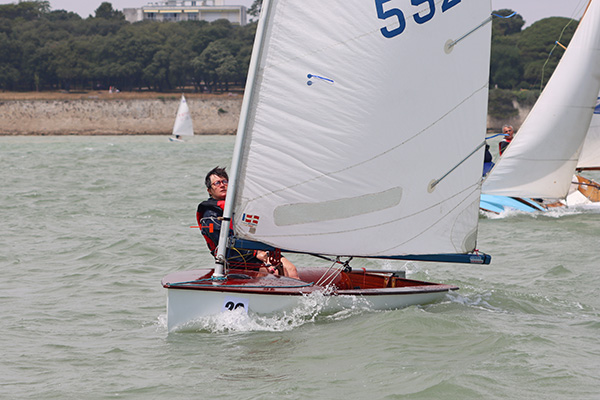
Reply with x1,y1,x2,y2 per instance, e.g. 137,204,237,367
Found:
208,174,228,200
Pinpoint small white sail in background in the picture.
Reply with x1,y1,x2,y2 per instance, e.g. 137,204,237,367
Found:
172,95,194,138
577,96,600,170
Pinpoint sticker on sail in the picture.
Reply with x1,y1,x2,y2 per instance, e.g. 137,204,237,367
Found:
241,213,260,233
307,73,334,86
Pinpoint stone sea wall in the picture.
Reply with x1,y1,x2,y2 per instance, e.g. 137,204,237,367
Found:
0,96,532,135
0,97,242,135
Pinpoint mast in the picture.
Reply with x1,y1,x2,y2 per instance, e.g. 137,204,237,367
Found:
212,0,273,277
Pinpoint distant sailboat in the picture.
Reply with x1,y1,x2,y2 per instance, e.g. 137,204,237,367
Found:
169,95,194,142
481,0,600,213
162,0,493,331
567,96,600,205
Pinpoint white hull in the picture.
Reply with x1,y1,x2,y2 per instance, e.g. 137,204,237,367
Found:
163,268,454,331
166,287,449,331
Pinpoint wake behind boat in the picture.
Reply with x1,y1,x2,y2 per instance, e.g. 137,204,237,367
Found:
163,0,493,331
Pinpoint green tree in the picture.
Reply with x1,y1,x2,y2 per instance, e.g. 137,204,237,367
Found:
0,32,21,90
492,9,524,36
490,37,522,89
517,17,576,88
488,89,518,119
143,49,171,91
94,2,125,20
193,39,238,92
0,1,49,20
248,0,263,18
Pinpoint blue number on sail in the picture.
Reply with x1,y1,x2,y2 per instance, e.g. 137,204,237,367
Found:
411,0,435,24
375,0,406,38
441,0,461,12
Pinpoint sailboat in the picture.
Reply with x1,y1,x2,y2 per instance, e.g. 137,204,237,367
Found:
169,94,194,142
567,96,600,205
481,0,600,214
162,0,493,331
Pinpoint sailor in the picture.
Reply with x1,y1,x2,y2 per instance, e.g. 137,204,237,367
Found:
499,125,514,155
482,143,494,177
197,166,299,279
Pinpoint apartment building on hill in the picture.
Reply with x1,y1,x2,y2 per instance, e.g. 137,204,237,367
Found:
123,0,247,25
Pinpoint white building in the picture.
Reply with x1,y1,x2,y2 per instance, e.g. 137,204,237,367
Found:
123,1,247,25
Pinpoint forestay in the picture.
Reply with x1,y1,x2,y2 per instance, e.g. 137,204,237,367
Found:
482,0,600,199
231,0,492,257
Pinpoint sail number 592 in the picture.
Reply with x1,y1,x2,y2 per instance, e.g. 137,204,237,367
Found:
375,0,461,38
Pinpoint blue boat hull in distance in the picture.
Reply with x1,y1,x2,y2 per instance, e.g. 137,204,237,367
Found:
480,194,546,214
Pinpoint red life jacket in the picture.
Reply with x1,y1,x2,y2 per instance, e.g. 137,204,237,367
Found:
196,198,260,268
196,198,225,253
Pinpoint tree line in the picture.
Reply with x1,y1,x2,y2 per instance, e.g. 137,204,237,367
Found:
0,1,256,92
488,9,577,118
0,1,579,99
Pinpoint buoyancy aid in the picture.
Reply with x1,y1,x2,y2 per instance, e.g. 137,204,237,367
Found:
196,197,261,267
196,197,225,254
499,138,512,155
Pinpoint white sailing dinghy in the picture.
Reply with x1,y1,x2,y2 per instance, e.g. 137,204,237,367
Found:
162,0,493,331
481,0,600,214
169,95,194,142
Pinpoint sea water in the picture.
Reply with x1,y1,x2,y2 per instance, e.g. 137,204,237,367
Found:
1,136,599,399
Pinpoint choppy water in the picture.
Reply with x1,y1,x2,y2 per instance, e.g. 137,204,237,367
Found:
1,136,599,399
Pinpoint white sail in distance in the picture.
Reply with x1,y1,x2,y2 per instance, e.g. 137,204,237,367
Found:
172,95,194,136
482,0,600,199
231,0,492,257
577,96,600,169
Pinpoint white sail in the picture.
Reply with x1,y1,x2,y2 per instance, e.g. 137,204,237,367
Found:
482,0,600,199
172,95,194,136
228,0,492,257
577,96,600,169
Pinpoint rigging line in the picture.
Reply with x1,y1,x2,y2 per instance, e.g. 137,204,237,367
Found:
540,17,577,90
572,180,600,190
315,257,346,287
446,14,493,50
430,141,486,190
492,11,516,19
555,41,567,50
485,133,509,140
314,258,338,286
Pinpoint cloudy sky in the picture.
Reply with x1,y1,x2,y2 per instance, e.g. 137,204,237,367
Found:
0,0,591,25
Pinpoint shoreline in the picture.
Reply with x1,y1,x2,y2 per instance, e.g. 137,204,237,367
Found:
0,90,238,101
0,91,531,135
0,91,242,136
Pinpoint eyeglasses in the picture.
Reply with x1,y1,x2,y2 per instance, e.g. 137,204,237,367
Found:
211,179,228,188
